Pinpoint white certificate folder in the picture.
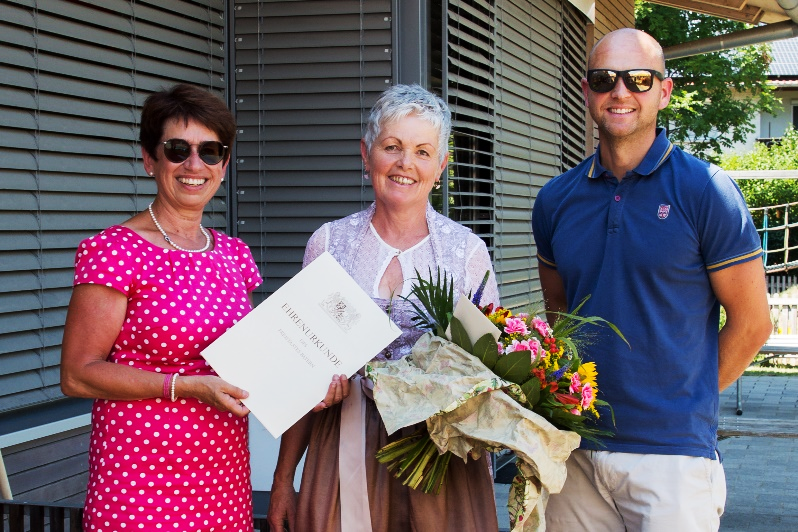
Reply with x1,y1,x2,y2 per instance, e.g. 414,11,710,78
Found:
201,252,401,438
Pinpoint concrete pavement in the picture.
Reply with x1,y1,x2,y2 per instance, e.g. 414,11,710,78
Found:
718,375,798,531
494,375,798,531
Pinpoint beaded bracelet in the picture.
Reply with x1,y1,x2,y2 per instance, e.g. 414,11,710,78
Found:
163,373,173,400
170,373,179,402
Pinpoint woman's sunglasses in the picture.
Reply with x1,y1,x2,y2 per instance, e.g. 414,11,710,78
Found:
586,69,664,93
162,139,229,165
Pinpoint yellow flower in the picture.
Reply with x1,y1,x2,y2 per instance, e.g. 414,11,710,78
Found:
578,362,597,386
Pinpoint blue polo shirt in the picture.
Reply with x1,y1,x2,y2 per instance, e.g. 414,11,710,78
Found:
532,129,762,459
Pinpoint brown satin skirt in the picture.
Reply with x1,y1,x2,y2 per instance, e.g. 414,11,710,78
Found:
295,399,499,532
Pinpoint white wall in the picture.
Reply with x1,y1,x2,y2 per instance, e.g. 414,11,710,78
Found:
724,88,797,154
760,88,798,140
250,415,305,491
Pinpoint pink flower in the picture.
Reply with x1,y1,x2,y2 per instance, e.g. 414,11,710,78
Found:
580,382,594,410
570,408,581,416
505,338,542,363
504,339,528,354
569,373,582,394
504,317,530,335
532,317,552,338
529,338,543,356
528,338,541,358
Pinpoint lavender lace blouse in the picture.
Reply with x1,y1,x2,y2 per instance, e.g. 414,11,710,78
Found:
303,202,499,361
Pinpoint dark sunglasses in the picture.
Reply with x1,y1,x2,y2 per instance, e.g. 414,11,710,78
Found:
162,139,229,165
586,69,665,93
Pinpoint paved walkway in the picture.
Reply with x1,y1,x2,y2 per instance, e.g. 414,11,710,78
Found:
493,375,798,531
718,375,798,531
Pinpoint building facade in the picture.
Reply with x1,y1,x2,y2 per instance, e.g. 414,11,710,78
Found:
0,0,633,503
758,37,798,146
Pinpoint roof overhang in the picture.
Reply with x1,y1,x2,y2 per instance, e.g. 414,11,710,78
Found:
769,78,798,88
644,1,798,60
646,0,792,24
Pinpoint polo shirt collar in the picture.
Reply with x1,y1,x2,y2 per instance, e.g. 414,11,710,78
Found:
585,128,674,180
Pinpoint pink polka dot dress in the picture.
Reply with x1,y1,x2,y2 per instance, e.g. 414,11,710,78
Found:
73,225,263,532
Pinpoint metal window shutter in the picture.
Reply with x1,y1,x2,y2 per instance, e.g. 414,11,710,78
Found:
233,0,392,299
561,2,588,172
440,0,497,244
0,0,227,414
493,0,565,309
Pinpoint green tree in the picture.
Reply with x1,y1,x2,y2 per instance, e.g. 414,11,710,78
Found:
635,1,780,162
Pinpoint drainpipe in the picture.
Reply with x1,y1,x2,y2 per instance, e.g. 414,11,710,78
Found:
778,0,798,23
664,20,798,60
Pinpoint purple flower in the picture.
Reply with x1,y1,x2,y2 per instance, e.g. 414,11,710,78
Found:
550,365,568,381
471,270,491,306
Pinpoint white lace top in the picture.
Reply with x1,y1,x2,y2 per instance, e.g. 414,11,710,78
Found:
303,203,500,360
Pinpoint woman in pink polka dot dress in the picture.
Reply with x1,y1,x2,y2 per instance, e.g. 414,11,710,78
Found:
60,84,263,532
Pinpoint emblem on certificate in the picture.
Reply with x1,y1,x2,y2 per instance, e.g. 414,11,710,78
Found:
320,292,361,331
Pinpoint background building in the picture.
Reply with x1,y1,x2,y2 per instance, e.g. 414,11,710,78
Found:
1,0,793,507
757,36,798,146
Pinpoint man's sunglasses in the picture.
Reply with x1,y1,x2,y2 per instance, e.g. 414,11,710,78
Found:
162,139,229,165
586,69,665,93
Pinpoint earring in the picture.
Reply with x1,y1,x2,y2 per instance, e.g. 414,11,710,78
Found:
149,171,154,176
434,180,441,190
363,171,370,180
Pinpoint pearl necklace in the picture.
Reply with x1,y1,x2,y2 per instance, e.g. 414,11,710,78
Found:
147,203,211,253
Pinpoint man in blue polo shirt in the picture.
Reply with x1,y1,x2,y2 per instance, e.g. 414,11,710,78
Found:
533,28,772,531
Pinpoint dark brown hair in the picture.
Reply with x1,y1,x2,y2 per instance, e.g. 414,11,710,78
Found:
139,84,236,162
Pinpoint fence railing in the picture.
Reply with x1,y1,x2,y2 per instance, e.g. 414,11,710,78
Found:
730,173,798,274
0,500,271,531
0,500,82,532
769,296,798,336
749,200,798,273
768,274,798,296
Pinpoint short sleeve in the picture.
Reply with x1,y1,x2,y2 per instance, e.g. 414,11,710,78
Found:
232,237,263,292
73,228,138,295
303,224,330,268
464,234,500,307
699,169,763,272
531,187,556,270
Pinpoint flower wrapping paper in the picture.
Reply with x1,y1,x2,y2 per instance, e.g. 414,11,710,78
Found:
369,332,581,531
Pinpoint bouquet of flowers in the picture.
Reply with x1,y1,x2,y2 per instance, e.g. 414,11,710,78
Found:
478,300,615,444
366,269,626,531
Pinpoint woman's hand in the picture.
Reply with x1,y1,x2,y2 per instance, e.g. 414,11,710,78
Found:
268,412,315,531
311,374,351,412
178,375,250,417
266,480,298,532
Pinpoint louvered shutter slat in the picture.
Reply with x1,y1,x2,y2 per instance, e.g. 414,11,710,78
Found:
234,0,392,297
0,0,227,414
